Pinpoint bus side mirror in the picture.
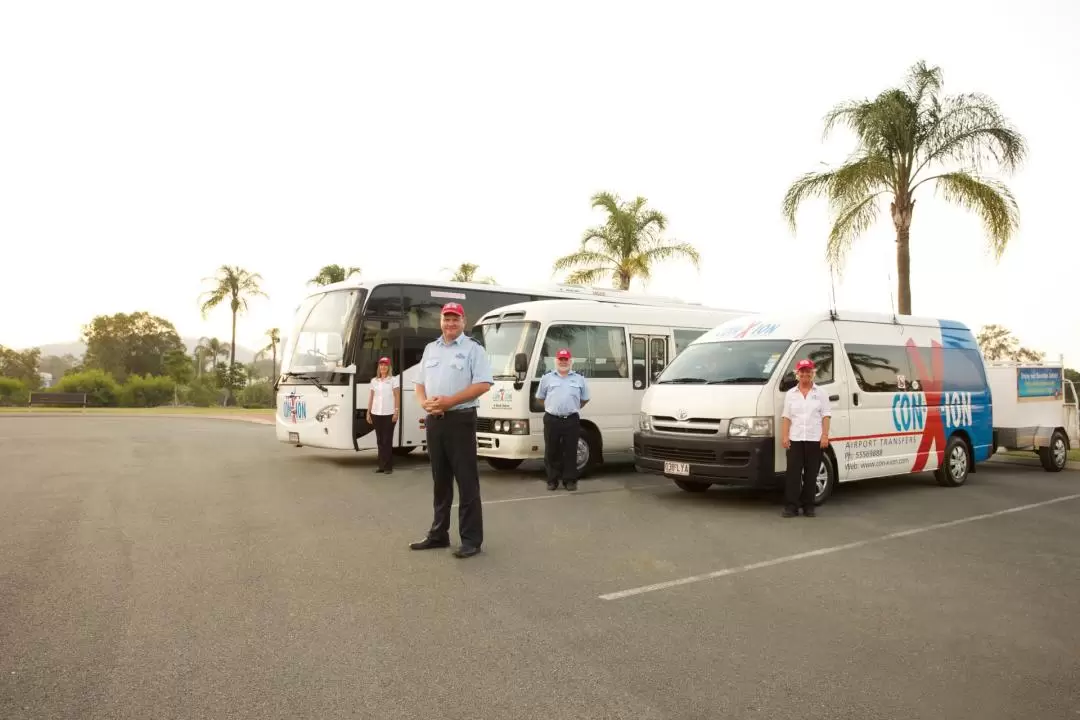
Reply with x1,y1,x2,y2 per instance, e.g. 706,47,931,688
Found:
779,372,796,392
514,352,528,389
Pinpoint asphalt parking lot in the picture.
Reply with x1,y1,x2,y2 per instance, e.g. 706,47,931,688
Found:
2,416,1079,719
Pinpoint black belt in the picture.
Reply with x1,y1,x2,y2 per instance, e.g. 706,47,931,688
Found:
546,411,579,419
427,407,476,417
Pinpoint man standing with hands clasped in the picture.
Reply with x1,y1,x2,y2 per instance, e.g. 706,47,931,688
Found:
409,302,494,558
536,348,590,491
780,358,831,518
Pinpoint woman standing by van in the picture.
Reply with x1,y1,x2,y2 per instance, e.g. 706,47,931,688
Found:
367,357,400,474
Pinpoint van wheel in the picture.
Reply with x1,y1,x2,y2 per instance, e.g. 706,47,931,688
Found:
814,451,838,505
935,435,970,487
674,479,711,492
486,457,524,471
575,426,601,478
1039,430,1068,472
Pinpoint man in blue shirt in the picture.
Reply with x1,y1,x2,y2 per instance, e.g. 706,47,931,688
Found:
409,302,494,558
535,348,590,491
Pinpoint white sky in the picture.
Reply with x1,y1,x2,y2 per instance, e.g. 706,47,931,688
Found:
2,1,1077,361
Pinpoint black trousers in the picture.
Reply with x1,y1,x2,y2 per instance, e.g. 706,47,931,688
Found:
785,441,822,509
424,409,483,548
543,412,580,485
372,414,395,470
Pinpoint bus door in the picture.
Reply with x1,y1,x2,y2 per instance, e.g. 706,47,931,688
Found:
631,334,669,400
357,317,404,444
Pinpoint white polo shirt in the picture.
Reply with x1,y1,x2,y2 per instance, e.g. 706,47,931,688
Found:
370,376,400,416
782,383,832,442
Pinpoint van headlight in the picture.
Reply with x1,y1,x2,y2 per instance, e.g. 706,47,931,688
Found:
728,416,772,437
638,412,652,431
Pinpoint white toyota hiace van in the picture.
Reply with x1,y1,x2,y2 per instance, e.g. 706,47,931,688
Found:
633,311,994,505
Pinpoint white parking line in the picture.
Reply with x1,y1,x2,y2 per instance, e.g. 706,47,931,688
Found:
598,492,1080,601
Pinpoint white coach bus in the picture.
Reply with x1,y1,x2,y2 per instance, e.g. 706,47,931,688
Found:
470,299,748,475
274,277,711,455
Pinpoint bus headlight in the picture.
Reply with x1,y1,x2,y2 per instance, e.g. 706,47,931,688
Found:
728,416,772,437
509,420,529,435
315,405,339,423
638,412,651,431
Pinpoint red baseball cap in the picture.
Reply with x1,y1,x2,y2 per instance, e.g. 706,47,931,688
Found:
378,357,390,365
795,359,815,371
441,302,464,316
556,349,572,360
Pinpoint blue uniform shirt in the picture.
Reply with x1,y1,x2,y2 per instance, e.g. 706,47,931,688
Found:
535,370,590,416
415,333,494,411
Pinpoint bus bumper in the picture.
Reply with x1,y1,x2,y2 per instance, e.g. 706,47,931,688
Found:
633,431,777,488
476,431,544,460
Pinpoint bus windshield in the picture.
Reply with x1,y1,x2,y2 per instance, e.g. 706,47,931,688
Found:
473,321,540,379
657,340,793,385
283,288,364,376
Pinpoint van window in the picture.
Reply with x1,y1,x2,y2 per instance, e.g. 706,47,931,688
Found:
779,343,835,390
907,346,988,392
535,324,628,379
844,344,914,392
673,328,707,354
657,340,792,385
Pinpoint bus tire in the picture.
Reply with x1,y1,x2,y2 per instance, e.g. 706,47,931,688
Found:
576,426,601,478
1039,430,1068,472
674,479,711,493
392,446,417,457
486,457,524,471
814,450,838,506
935,434,970,487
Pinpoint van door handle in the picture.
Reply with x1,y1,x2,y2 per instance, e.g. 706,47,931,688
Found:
852,392,860,406
829,394,839,402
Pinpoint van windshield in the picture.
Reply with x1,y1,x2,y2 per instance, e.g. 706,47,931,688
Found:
472,321,540,379
657,340,792,385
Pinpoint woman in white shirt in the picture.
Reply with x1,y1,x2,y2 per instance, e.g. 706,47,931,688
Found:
367,357,400,474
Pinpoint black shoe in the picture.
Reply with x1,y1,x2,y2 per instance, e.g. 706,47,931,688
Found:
547,482,559,491
409,537,450,550
781,507,798,518
453,545,481,559
375,468,385,474
803,506,816,517
565,482,577,491
385,469,393,475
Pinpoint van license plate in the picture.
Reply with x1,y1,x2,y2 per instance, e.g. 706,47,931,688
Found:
664,461,690,476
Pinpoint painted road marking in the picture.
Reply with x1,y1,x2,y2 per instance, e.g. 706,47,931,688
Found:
598,493,1080,601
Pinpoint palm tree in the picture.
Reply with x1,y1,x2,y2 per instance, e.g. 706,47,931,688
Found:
309,264,361,286
445,263,496,284
198,266,267,375
552,191,700,290
263,328,280,379
194,337,230,375
782,60,1026,315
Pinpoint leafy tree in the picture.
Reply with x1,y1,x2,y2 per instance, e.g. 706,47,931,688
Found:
53,369,121,406
552,191,700,290
782,60,1026,315
977,324,1043,362
0,346,42,389
309,265,361,286
263,328,280,379
0,377,30,405
39,354,78,383
198,265,267,394
445,263,496,284
81,312,185,383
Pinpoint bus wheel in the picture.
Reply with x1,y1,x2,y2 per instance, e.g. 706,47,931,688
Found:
1039,430,1068,472
674,479,711,493
575,427,601,478
392,446,417,457
486,457,524,471
814,451,838,505
935,435,970,487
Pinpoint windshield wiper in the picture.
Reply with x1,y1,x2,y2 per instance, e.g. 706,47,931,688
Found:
707,377,765,384
283,372,328,392
658,377,707,384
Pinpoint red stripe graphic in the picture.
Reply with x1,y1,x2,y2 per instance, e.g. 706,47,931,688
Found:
831,431,922,442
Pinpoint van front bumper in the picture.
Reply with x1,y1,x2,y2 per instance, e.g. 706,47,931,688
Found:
633,431,777,487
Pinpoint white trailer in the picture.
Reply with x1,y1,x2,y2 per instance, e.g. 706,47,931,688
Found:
986,359,1079,472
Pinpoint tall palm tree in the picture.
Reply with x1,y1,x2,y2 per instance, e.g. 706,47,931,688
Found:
194,337,230,376
552,191,700,290
309,264,361,286
263,328,280,379
782,60,1026,315
445,263,496,284
198,266,267,374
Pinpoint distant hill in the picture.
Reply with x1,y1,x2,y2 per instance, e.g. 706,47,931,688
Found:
25,337,265,363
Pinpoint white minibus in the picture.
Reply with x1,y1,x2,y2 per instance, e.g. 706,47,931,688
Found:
471,299,748,475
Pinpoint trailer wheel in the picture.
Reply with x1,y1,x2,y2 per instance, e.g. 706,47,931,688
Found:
935,435,970,487
1039,430,1068,472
